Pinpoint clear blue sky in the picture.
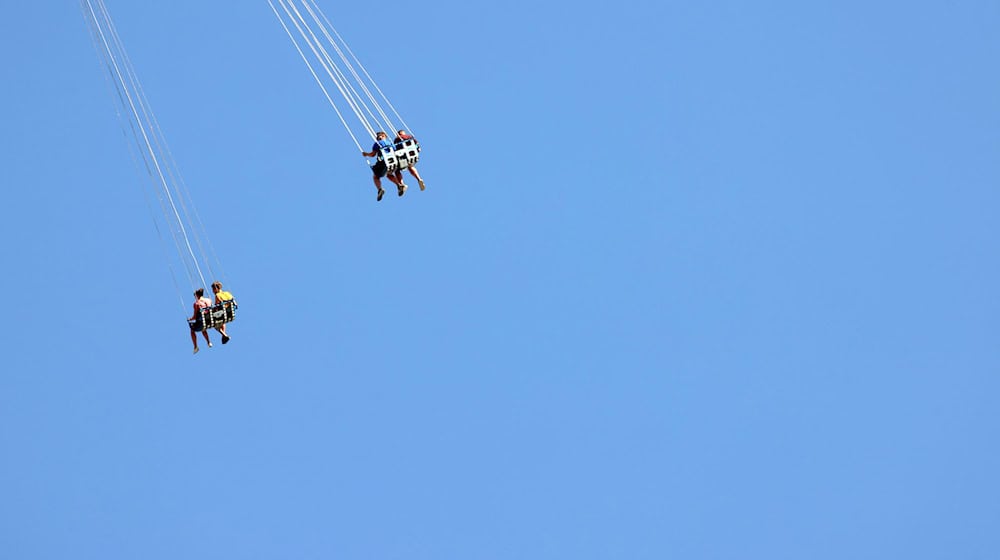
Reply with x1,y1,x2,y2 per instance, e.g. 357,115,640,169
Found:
2,1,999,558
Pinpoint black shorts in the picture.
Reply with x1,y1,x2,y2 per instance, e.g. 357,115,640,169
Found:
189,319,204,332
371,160,387,178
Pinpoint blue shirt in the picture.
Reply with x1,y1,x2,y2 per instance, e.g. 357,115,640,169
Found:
372,139,393,153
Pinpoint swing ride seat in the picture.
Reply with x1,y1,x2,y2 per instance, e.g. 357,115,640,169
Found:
378,138,421,175
189,299,238,332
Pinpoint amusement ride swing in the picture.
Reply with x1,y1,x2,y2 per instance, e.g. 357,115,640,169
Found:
81,0,237,339
267,0,425,194
82,0,423,348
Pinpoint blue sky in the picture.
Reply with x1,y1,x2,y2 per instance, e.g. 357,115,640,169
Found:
2,1,999,558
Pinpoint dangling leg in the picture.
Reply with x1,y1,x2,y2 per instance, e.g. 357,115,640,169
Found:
408,166,425,191
373,175,385,201
393,171,407,196
191,328,200,354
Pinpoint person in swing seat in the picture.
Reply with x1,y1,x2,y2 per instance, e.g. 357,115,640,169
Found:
188,288,213,354
211,281,235,345
362,131,406,200
391,129,426,191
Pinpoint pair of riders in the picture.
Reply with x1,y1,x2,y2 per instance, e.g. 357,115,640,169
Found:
188,281,236,354
362,129,426,201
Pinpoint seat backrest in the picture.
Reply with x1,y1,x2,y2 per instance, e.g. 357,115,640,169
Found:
198,299,237,329
379,144,399,173
392,138,421,170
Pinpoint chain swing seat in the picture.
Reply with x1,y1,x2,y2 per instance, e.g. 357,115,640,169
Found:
188,300,239,332
377,137,421,175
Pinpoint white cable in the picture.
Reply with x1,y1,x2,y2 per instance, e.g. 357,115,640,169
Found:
84,0,208,290
268,0,366,152
87,0,200,290
309,0,413,136
81,1,187,309
271,0,421,151
96,0,220,286
298,0,392,133
281,0,377,139
93,1,207,290
307,27,383,134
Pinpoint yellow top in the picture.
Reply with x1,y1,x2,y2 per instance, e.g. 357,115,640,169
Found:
216,290,234,302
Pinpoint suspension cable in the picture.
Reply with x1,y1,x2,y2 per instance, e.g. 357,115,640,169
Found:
268,0,368,153
308,0,414,136
82,0,225,304
282,0,378,138
269,0,418,154
95,0,220,286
